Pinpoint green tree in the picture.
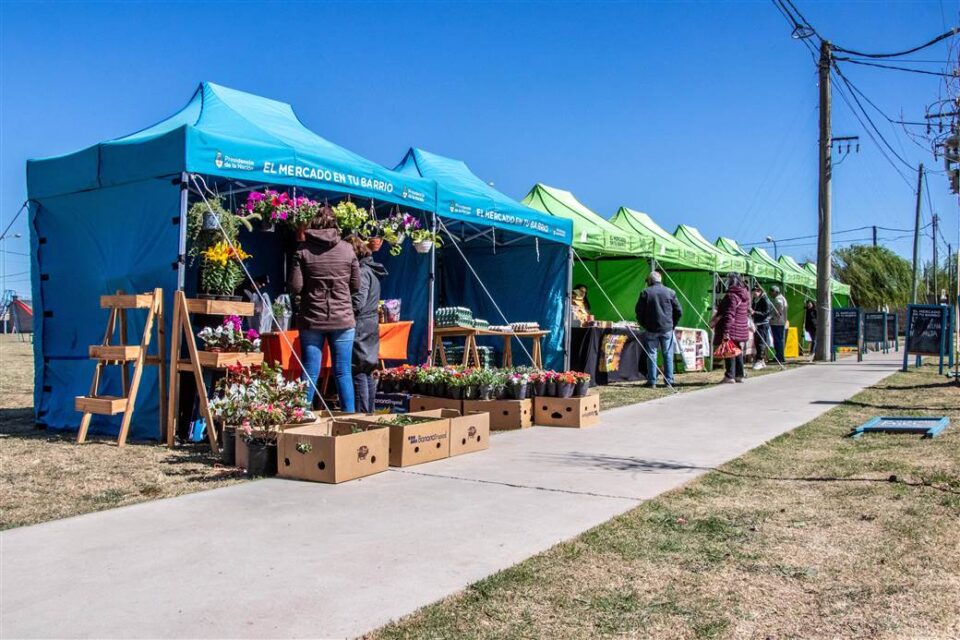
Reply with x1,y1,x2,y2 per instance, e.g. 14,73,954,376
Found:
832,245,912,309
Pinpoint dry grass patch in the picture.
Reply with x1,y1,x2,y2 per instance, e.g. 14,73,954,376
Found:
0,336,245,530
372,362,960,640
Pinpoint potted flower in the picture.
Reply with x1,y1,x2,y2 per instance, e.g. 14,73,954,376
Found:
505,371,530,400
287,196,323,241
243,189,291,232
411,228,442,254
556,371,578,398
473,368,498,401
199,241,252,300
333,201,375,239
573,371,591,397
210,363,309,476
543,371,559,397
197,315,261,353
379,211,422,256
186,197,258,265
446,370,468,399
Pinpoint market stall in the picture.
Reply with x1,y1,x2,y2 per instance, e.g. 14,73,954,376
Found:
26,82,439,439
392,149,573,370
802,261,853,307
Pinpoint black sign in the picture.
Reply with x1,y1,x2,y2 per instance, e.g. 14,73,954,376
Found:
832,308,861,348
863,312,886,343
886,314,898,341
905,305,947,356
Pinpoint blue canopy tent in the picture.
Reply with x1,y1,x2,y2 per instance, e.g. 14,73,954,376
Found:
26,82,438,440
392,148,573,370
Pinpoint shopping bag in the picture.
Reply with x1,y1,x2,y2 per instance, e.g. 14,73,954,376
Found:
713,338,742,359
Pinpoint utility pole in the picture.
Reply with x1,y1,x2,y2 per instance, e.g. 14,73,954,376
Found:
911,164,924,304
872,226,877,247
814,39,833,362
933,213,939,300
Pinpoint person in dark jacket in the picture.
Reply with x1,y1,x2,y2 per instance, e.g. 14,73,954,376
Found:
804,300,817,356
635,271,682,387
288,208,360,411
751,284,773,370
350,237,387,413
714,273,751,383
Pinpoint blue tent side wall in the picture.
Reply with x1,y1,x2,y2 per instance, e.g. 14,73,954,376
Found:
30,177,181,440
439,241,568,370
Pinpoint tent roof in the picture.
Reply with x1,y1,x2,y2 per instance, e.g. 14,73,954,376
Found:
716,237,780,280
519,184,645,255
802,262,853,296
610,207,713,270
394,149,571,244
27,82,437,211
777,255,817,289
749,247,789,282
674,225,748,273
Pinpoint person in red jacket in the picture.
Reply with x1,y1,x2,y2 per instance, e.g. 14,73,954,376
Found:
714,273,751,384
288,205,361,410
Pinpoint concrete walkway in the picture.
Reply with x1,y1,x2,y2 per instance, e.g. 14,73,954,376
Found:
1,352,901,639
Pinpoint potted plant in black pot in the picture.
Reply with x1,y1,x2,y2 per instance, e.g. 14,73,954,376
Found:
505,371,530,400
573,371,591,397
210,362,309,477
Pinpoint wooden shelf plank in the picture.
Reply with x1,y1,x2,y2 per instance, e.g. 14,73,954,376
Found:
184,299,255,316
89,345,142,361
75,395,128,415
100,294,154,309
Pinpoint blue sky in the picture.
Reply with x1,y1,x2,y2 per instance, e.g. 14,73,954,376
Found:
1,1,956,297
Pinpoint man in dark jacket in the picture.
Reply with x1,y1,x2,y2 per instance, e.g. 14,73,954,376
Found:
288,214,360,410
751,285,773,370
635,271,682,387
350,238,388,413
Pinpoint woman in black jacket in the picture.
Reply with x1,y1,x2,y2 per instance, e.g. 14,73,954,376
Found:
350,237,388,413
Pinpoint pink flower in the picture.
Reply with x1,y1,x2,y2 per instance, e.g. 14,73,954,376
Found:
246,329,260,340
224,315,242,332
247,192,266,203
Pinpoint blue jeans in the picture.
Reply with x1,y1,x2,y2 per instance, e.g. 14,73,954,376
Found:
643,331,675,386
771,325,786,364
300,328,356,412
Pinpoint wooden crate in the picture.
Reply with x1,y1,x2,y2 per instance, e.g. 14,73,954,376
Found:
99,293,154,309
185,298,255,316
75,395,128,415
88,345,142,361
180,351,264,369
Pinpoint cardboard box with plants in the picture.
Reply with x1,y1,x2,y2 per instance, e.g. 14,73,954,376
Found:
409,395,463,413
344,410,453,467
446,409,490,457
278,420,390,484
534,387,601,428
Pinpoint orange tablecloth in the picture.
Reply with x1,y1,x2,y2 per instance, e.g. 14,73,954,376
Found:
261,321,414,379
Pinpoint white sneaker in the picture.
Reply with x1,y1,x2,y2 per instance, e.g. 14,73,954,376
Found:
753,362,765,370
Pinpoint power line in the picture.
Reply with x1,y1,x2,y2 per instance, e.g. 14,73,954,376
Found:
833,28,959,59
740,223,927,247
833,57,958,78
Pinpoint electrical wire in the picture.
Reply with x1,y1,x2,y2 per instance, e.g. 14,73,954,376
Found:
833,57,958,77
833,28,960,59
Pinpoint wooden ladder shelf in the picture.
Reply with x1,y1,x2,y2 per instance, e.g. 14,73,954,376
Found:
76,289,166,446
166,292,263,452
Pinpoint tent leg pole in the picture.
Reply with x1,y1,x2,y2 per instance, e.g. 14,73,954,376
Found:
176,172,189,291
426,211,437,365
564,246,573,371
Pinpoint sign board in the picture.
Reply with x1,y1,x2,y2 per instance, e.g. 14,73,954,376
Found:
902,304,950,374
886,313,898,351
831,307,862,361
863,312,887,349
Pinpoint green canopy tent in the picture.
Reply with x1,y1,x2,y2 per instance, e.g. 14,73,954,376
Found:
520,184,653,323
611,208,716,332
776,255,819,338
674,225,748,275
716,237,782,283
801,262,852,307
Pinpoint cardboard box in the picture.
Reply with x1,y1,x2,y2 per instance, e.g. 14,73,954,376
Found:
445,410,490,457
409,395,463,414
234,421,323,470
346,410,451,467
277,421,389,483
462,399,532,431
533,391,601,428
374,392,410,414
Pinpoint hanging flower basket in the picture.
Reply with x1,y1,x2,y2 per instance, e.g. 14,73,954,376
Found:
413,240,433,254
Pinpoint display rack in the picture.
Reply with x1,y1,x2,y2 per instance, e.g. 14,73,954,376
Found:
166,292,263,451
430,326,549,368
76,288,166,446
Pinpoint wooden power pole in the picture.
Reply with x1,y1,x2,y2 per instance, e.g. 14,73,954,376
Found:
911,164,924,304
814,39,833,362
932,213,939,300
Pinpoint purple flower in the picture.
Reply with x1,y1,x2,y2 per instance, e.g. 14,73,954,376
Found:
246,329,260,340
224,315,243,332
247,192,266,203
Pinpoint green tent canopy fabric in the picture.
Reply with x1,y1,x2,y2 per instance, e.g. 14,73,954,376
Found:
611,207,714,271
778,256,817,289
801,262,853,296
674,225,748,274
520,184,645,255
716,237,781,281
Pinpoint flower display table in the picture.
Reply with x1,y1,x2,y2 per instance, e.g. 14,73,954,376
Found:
430,327,549,369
